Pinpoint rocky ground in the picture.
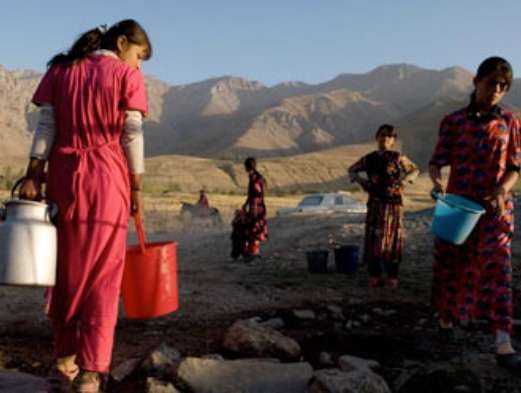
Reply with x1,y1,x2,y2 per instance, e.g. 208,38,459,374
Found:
1,200,521,392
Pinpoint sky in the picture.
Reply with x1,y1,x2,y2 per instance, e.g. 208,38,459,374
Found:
2,1,521,86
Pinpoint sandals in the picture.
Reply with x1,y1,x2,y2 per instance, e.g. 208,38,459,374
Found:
368,276,383,288
72,370,101,393
385,278,399,289
369,277,400,289
47,366,79,393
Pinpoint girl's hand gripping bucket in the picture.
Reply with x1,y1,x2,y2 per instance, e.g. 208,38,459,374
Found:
122,213,179,319
431,192,485,245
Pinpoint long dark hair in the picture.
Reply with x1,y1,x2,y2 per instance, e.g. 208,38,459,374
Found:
375,124,396,139
470,57,513,103
244,157,257,172
476,56,513,88
48,19,152,67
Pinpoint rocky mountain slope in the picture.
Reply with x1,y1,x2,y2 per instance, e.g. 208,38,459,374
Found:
0,63,484,162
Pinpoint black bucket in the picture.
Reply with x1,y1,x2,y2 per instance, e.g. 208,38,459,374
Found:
306,250,329,273
334,245,359,274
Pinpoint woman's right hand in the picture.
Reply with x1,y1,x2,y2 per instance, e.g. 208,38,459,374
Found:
130,190,143,217
358,179,371,192
430,182,445,198
19,178,42,201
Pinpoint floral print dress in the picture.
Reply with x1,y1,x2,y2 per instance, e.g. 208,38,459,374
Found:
349,150,418,278
429,104,521,333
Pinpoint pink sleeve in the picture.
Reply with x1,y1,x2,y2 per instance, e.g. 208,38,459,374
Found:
121,69,148,116
32,66,58,106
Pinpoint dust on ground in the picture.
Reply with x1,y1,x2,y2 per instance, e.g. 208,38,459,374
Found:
1,190,521,392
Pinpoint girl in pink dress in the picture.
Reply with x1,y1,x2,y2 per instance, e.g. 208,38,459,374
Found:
20,20,152,392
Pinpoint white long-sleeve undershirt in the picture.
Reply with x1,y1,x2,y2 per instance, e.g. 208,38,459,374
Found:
29,105,145,174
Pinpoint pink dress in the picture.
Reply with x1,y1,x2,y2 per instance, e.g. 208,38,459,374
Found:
32,54,147,372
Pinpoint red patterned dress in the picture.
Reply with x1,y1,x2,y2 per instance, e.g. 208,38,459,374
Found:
349,150,418,278
244,170,268,256
429,104,521,333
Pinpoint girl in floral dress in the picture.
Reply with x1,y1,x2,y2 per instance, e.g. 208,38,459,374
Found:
429,57,521,370
349,124,419,289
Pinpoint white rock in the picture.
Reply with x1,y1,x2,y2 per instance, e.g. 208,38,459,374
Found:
319,352,335,366
177,357,313,393
359,314,371,323
293,309,317,320
111,358,141,382
327,305,345,320
308,369,391,393
259,318,286,329
146,377,180,393
223,319,301,360
142,343,182,376
338,355,380,372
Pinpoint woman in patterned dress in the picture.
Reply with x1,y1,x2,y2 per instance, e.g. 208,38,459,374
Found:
349,124,419,288
429,57,521,370
242,157,268,259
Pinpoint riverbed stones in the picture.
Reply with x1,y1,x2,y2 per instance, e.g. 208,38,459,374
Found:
177,357,313,393
308,368,391,393
0,370,48,393
223,319,301,359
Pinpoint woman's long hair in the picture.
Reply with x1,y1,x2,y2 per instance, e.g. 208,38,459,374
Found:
470,56,513,102
48,19,152,67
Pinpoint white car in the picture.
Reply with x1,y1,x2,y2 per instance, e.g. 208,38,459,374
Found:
276,193,367,216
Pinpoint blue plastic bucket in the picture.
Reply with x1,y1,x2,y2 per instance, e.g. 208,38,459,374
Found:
306,250,329,273
431,193,485,245
334,245,359,274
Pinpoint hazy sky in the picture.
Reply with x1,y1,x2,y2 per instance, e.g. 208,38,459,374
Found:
2,1,520,86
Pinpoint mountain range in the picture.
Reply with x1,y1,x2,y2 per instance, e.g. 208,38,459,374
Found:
2,62,521,168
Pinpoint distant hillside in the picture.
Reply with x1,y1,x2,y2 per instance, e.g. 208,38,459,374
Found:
397,98,466,167
0,62,479,163
5,62,521,172
144,142,377,194
145,64,476,159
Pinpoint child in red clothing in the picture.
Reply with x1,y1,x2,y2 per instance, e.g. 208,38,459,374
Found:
20,20,152,392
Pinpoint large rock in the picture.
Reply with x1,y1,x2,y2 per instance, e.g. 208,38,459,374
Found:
223,319,301,360
146,377,180,393
111,358,141,382
141,343,182,377
308,369,391,393
177,357,313,393
0,370,48,393
338,355,380,372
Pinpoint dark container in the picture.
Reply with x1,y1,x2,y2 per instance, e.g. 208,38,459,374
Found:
334,245,359,274
306,250,329,273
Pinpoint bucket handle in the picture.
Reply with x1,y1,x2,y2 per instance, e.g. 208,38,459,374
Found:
11,177,27,199
10,176,59,222
432,191,484,214
133,212,147,254
11,176,49,200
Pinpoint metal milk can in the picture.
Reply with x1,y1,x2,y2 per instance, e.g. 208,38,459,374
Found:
0,180,57,286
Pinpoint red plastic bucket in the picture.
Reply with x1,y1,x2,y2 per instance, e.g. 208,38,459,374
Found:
121,213,179,319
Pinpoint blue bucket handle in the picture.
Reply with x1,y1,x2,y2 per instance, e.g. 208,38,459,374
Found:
432,192,485,214
431,191,441,200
